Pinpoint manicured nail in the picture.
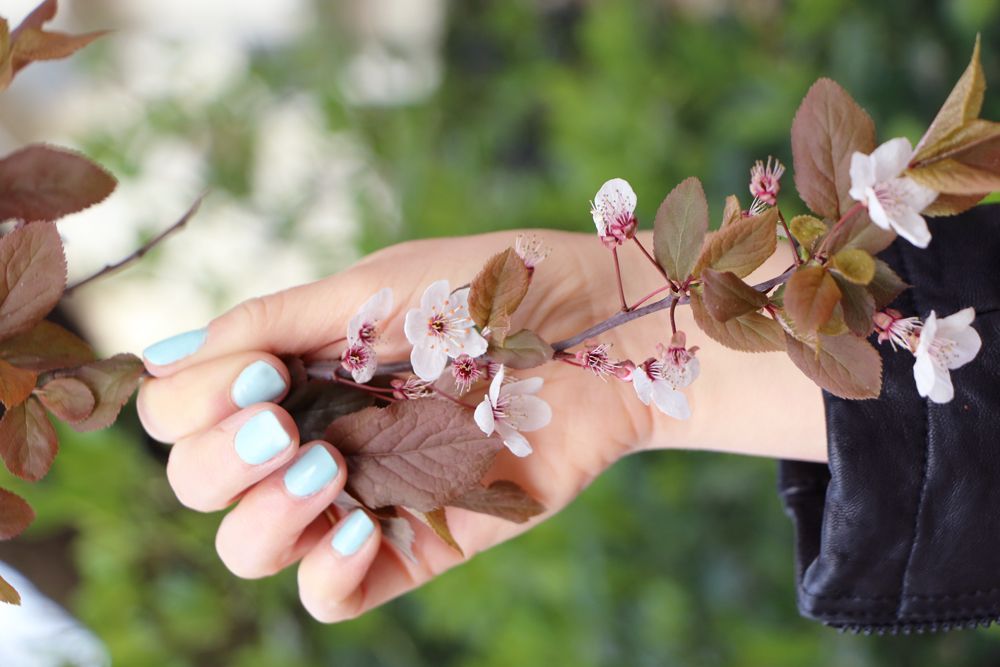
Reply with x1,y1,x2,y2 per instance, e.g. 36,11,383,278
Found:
232,360,287,408
284,446,338,498
234,410,291,465
331,509,374,556
143,328,207,366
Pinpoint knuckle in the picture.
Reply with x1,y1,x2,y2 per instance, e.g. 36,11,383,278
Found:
229,295,284,340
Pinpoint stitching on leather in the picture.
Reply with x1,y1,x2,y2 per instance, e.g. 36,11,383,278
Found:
891,242,933,620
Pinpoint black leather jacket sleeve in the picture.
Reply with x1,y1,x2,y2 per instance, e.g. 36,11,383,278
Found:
778,203,1000,634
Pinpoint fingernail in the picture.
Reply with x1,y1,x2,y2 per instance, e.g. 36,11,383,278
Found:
284,446,338,498
232,360,287,408
143,328,207,366
331,509,374,556
234,410,292,465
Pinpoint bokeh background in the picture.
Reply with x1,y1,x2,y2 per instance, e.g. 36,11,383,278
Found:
1,0,1000,665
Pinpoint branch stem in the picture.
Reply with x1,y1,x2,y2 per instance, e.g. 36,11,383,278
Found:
612,247,628,312
777,210,802,265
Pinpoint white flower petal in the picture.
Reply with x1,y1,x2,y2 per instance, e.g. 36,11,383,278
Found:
350,353,377,384
889,207,932,249
504,376,543,396
866,187,893,231
651,382,691,420
871,137,914,183
509,395,552,432
403,307,429,346
420,279,451,311
937,308,981,369
896,177,938,213
488,365,505,404
849,151,876,201
938,306,976,331
916,311,939,357
595,177,637,213
451,287,471,309
926,367,955,403
411,344,448,381
446,327,488,359
473,398,495,435
913,350,938,398
496,423,533,457
632,366,653,405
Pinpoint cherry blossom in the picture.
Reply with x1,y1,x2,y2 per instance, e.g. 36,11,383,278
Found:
404,280,488,381
391,376,433,400
873,308,922,351
473,365,552,457
451,354,483,394
749,156,785,206
631,332,700,420
575,342,618,379
912,308,981,404
590,178,638,247
340,287,393,383
514,233,550,270
849,137,938,248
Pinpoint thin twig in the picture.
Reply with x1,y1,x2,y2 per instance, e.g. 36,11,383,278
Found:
612,247,628,312
632,236,670,281
777,210,802,265
63,194,206,297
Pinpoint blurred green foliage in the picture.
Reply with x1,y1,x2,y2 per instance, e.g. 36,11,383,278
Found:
5,0,1000,664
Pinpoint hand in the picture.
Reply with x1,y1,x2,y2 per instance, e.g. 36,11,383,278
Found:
136,229,825,622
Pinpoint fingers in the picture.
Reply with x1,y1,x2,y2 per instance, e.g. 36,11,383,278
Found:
215,442,347,579
166,404,299,512
296,508,385,623
138,352,290,443
142,269,397,377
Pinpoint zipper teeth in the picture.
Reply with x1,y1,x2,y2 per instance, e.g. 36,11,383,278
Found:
833,616,1000,635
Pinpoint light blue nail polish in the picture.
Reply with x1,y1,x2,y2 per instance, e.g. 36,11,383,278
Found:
232,361,287,408
284,446,338,498
331,509,374,556
143,328,207,365
234,410,291,465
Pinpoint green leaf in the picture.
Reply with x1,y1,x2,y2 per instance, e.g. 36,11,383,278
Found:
689,290,785,353
0,320,94,371
831,248,875,285
693,207,777,278
281,379,375,443
788,214,828,251
486,329,553,369
832,274,876,337
406,507,464,556
0,358,36,407
783,265,842,333
0,397,57,481
784,332,882,400
867,259,909,310
451,480,546,523
468,247,531,344
35,376,95,423
791,78,876,220
0,486,34,541
0,144,116,222
653,176,709,282
326,399,503,512
0,221,66,340
700,269,768,322
49,354,144,432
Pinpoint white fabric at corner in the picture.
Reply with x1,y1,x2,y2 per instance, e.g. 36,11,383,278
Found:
0,562,110,667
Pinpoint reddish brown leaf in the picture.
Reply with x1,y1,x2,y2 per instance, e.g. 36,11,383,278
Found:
913,36,985,162
406,507,464,556
0,397,57,481
822,206,896,255
923,192,987,217
468,248,531,344
700,269,769,322
694,207,778,278
379,515,416,563
0,487,34,540
49,354,144,431
791,78,876,220
653,177,709,281
832,274,876,338
451,480,546,523
486,329,553,369
784,332,882,400
0,320,94,371
689,290,785,353
0,573,20,605
0,144,116,223
326,399,503,512
720,195,742,229
0,221,66,339
867,259,909,310
281,379,374,443
35,376,95,423
784,265,842,333
0,358,36,407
